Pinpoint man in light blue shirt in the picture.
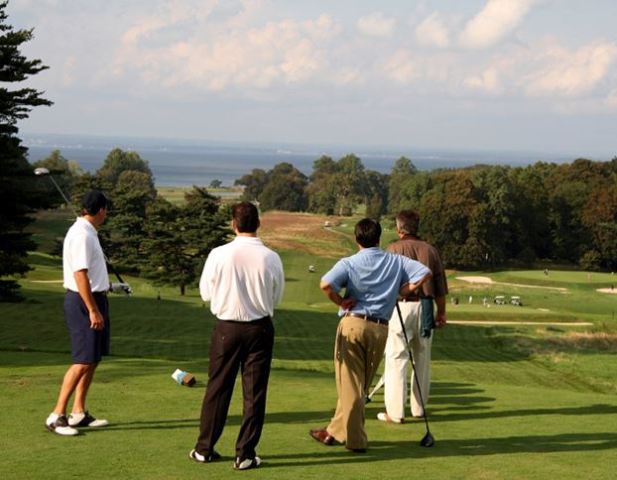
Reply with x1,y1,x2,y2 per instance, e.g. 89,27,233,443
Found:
310,218,431,453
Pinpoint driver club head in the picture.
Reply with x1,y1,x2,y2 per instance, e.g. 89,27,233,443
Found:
33,167,50,176
420,432,435,447
364,395,371,404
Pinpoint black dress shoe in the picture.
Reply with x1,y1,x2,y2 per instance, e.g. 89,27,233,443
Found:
309,428,337,446
346,446,367,453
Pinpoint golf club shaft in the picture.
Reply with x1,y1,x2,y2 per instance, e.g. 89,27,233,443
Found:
395,302,432,435
41,172,127,286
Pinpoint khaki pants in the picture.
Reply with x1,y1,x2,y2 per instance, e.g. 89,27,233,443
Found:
384,301,432,419
326,315,388,450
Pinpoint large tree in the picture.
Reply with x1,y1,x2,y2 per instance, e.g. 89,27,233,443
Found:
0,1,52,300
141,188,229,295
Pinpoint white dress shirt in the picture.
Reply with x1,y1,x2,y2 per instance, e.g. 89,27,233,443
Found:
199,236,284,321
63,217,110,293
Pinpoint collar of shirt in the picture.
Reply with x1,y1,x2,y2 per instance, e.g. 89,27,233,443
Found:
232,236,264,245
356,246,382,255
76,216,98,235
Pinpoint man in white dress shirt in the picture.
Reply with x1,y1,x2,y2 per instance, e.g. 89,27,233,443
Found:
189,202,284,471
45,190,111,436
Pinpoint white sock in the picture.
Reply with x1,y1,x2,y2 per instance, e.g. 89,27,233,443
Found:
46,412,60,424
70,412,85,421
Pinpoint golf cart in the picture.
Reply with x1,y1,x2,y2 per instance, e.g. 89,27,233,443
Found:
510,296,522,306
494,295,506,305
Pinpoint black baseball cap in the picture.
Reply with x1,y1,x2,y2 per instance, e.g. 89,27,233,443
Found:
81,190,108,215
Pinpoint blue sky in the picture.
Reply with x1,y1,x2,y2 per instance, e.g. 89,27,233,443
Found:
8,0,617,157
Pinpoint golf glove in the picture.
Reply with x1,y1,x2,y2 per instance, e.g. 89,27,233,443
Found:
110,282,132,295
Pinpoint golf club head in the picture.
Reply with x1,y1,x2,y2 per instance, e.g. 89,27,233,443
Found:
34,167,50,176
420,432,435,447
364,395,371,404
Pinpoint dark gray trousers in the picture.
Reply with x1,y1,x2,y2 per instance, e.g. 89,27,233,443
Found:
195,316,274,459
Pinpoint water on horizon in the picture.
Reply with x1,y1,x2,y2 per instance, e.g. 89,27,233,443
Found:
23,133,574,187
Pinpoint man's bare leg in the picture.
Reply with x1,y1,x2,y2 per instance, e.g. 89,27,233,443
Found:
72,363,98,413
52,363,91,415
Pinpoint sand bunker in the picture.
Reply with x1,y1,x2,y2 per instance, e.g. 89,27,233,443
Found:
456,276,568,292
597,288,617,294
456,276,494,284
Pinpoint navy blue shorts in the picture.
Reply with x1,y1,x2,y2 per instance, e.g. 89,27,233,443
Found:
64,291,110,364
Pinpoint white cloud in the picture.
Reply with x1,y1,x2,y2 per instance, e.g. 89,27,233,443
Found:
383,49,416,83
525,42,617,97
357,12,396,38
607,89,617,109
112,10,342,91
415,12,450,48
460,0,538,49
465,67,502,94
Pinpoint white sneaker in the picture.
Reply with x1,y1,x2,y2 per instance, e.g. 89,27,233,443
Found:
46,413,79,436
68,411,109,428
377,412,404,424
234,456,261,470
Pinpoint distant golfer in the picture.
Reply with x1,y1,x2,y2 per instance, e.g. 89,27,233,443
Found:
310,218,431,452
45,190,111,436
378,209,448,424
190,202,284,471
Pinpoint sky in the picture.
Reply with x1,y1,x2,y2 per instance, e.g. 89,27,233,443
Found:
8,0,617,157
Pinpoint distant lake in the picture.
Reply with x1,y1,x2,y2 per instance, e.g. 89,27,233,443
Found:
24,133,574,187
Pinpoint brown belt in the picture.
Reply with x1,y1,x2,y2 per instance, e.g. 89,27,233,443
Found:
400,296,420,302
345,312,389,325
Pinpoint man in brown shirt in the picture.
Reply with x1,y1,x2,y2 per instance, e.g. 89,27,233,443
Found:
377,209,448,423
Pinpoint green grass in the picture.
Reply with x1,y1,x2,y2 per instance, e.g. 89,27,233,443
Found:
2,213,617,479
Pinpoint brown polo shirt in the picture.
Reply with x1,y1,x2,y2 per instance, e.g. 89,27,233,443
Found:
386,236,448,299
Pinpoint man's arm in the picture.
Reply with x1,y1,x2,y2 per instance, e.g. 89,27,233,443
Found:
434,295,447,328
74,269,104,330
399,272,432,298
273,255,285,306
320,280,356,311
199,255,215,302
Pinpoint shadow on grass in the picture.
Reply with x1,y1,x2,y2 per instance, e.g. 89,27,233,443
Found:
261,432,617,467
431,403,617,423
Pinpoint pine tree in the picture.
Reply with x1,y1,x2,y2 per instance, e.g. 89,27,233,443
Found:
0,1,52,300
142,188,229,295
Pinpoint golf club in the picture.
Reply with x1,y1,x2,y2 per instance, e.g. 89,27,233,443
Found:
365,373,385,403
395,302,435,447
33,167,132,295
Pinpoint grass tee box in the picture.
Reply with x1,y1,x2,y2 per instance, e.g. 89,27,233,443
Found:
1,350,616,480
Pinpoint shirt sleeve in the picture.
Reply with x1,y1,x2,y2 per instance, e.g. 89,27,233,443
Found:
199,253,216,302
272,253,285,306
321,259,349,292
69,233,91,272
401,257,431,286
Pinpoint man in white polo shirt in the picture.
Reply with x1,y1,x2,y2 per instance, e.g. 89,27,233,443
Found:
45,190,111,436
189,202,284,471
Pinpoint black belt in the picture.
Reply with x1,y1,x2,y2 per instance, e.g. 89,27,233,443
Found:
218,315,271,324
345,312,389,325
66,290,107,297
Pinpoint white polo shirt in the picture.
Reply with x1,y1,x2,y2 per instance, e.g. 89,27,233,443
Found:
199,236,284,321
63,217,110,293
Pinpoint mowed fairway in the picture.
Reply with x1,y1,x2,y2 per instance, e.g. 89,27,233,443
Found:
1,210,616,479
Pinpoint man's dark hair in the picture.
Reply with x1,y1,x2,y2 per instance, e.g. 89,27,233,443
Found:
355,218,381,248
81,190,108,216
232,201,260,233
396,209,420,236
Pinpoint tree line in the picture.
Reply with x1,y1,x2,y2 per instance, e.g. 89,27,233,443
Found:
33,149,230,296
236,155,617,271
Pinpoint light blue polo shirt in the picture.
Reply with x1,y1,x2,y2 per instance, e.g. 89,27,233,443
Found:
322,247,431,320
